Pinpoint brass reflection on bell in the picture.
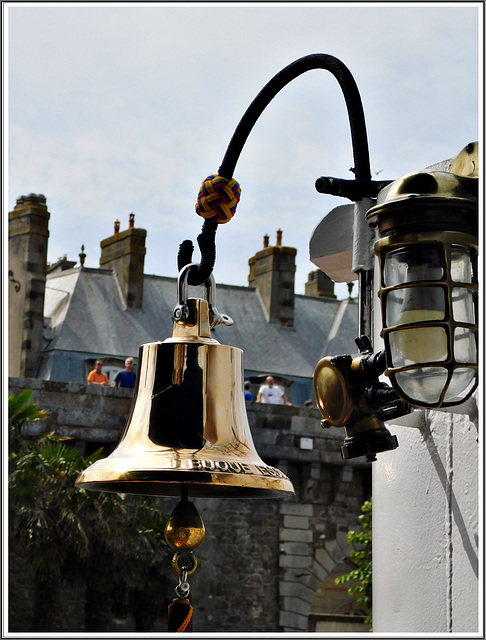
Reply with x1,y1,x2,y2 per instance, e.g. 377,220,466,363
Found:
76,283,294,498
165,498,206,552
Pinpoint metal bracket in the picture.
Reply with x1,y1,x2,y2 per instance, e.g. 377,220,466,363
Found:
315,176,393,201
174,263,233,328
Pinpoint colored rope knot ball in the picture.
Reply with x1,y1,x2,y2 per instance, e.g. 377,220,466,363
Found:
195,175,241,224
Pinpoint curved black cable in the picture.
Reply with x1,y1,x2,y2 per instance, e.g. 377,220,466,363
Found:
218,53,371,182
179,53,371,286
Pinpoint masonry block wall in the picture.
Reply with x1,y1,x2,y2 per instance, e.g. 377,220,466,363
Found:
305,269,337,298
8,377,370,633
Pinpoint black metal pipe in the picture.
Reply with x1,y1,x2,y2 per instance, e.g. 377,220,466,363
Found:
218,53,371,183
179,53,373,292
315,176,393,201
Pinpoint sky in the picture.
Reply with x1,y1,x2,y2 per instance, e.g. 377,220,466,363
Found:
4,2,482,301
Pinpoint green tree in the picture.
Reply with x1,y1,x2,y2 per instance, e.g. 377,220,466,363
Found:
8,390,172,632
335,498,372,628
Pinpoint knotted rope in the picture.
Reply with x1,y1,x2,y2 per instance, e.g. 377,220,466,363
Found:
195,174,241,224
168,597,193,632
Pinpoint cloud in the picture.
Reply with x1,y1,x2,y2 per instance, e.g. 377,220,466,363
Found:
6,3,480,298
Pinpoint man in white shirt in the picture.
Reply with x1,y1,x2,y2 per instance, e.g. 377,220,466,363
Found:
256,376,291,405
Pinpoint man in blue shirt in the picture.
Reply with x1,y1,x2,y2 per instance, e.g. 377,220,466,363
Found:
114,357,136,388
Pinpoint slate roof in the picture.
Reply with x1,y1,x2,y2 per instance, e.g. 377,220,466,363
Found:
41,266,359,381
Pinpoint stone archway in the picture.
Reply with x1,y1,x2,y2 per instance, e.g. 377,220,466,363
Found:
278,522,360,632
307,560,368,632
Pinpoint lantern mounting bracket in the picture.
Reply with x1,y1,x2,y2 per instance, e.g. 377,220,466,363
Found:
315,176,394,201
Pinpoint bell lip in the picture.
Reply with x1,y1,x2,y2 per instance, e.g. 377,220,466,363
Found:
163,335,221,345
75,468,295,499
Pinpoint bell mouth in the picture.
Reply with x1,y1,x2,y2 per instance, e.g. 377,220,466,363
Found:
76,465,294,499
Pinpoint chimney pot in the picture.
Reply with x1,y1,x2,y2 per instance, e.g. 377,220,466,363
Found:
129,213,135,229
16,193,46,206
263,234,269,248
276,229,282,246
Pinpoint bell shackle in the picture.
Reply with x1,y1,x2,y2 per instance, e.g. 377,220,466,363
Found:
174,262,233,328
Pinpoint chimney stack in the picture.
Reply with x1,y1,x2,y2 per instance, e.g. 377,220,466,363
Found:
8,194,50,377
248,230,296,328
100,214,146,311
305,269,336,298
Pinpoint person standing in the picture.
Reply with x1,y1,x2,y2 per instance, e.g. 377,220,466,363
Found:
244,381,254,401
114,357,136,388
256,376,291,405
87,360,110,386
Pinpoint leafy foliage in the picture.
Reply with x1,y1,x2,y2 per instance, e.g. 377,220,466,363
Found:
8,390,173,631
335,499,372,627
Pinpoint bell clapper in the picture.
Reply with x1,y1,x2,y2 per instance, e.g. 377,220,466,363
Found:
165,484,205,632
165,484,206,552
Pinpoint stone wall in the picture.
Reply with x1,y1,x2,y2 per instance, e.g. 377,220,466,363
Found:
8,377,371,633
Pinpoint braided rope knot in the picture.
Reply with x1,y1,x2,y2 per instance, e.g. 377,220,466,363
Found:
195,174,241,224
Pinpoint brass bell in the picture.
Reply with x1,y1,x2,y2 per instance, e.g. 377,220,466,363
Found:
76,264,294,498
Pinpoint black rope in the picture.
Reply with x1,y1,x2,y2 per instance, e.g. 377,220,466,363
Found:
177,222,217,286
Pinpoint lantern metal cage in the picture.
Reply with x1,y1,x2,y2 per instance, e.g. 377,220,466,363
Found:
366,147,478,409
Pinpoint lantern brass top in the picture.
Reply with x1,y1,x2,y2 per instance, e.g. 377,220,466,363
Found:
451,141,478,178
366,142,478,234
371,168,477,209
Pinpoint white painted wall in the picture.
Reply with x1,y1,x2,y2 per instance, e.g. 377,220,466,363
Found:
372,404,480,633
